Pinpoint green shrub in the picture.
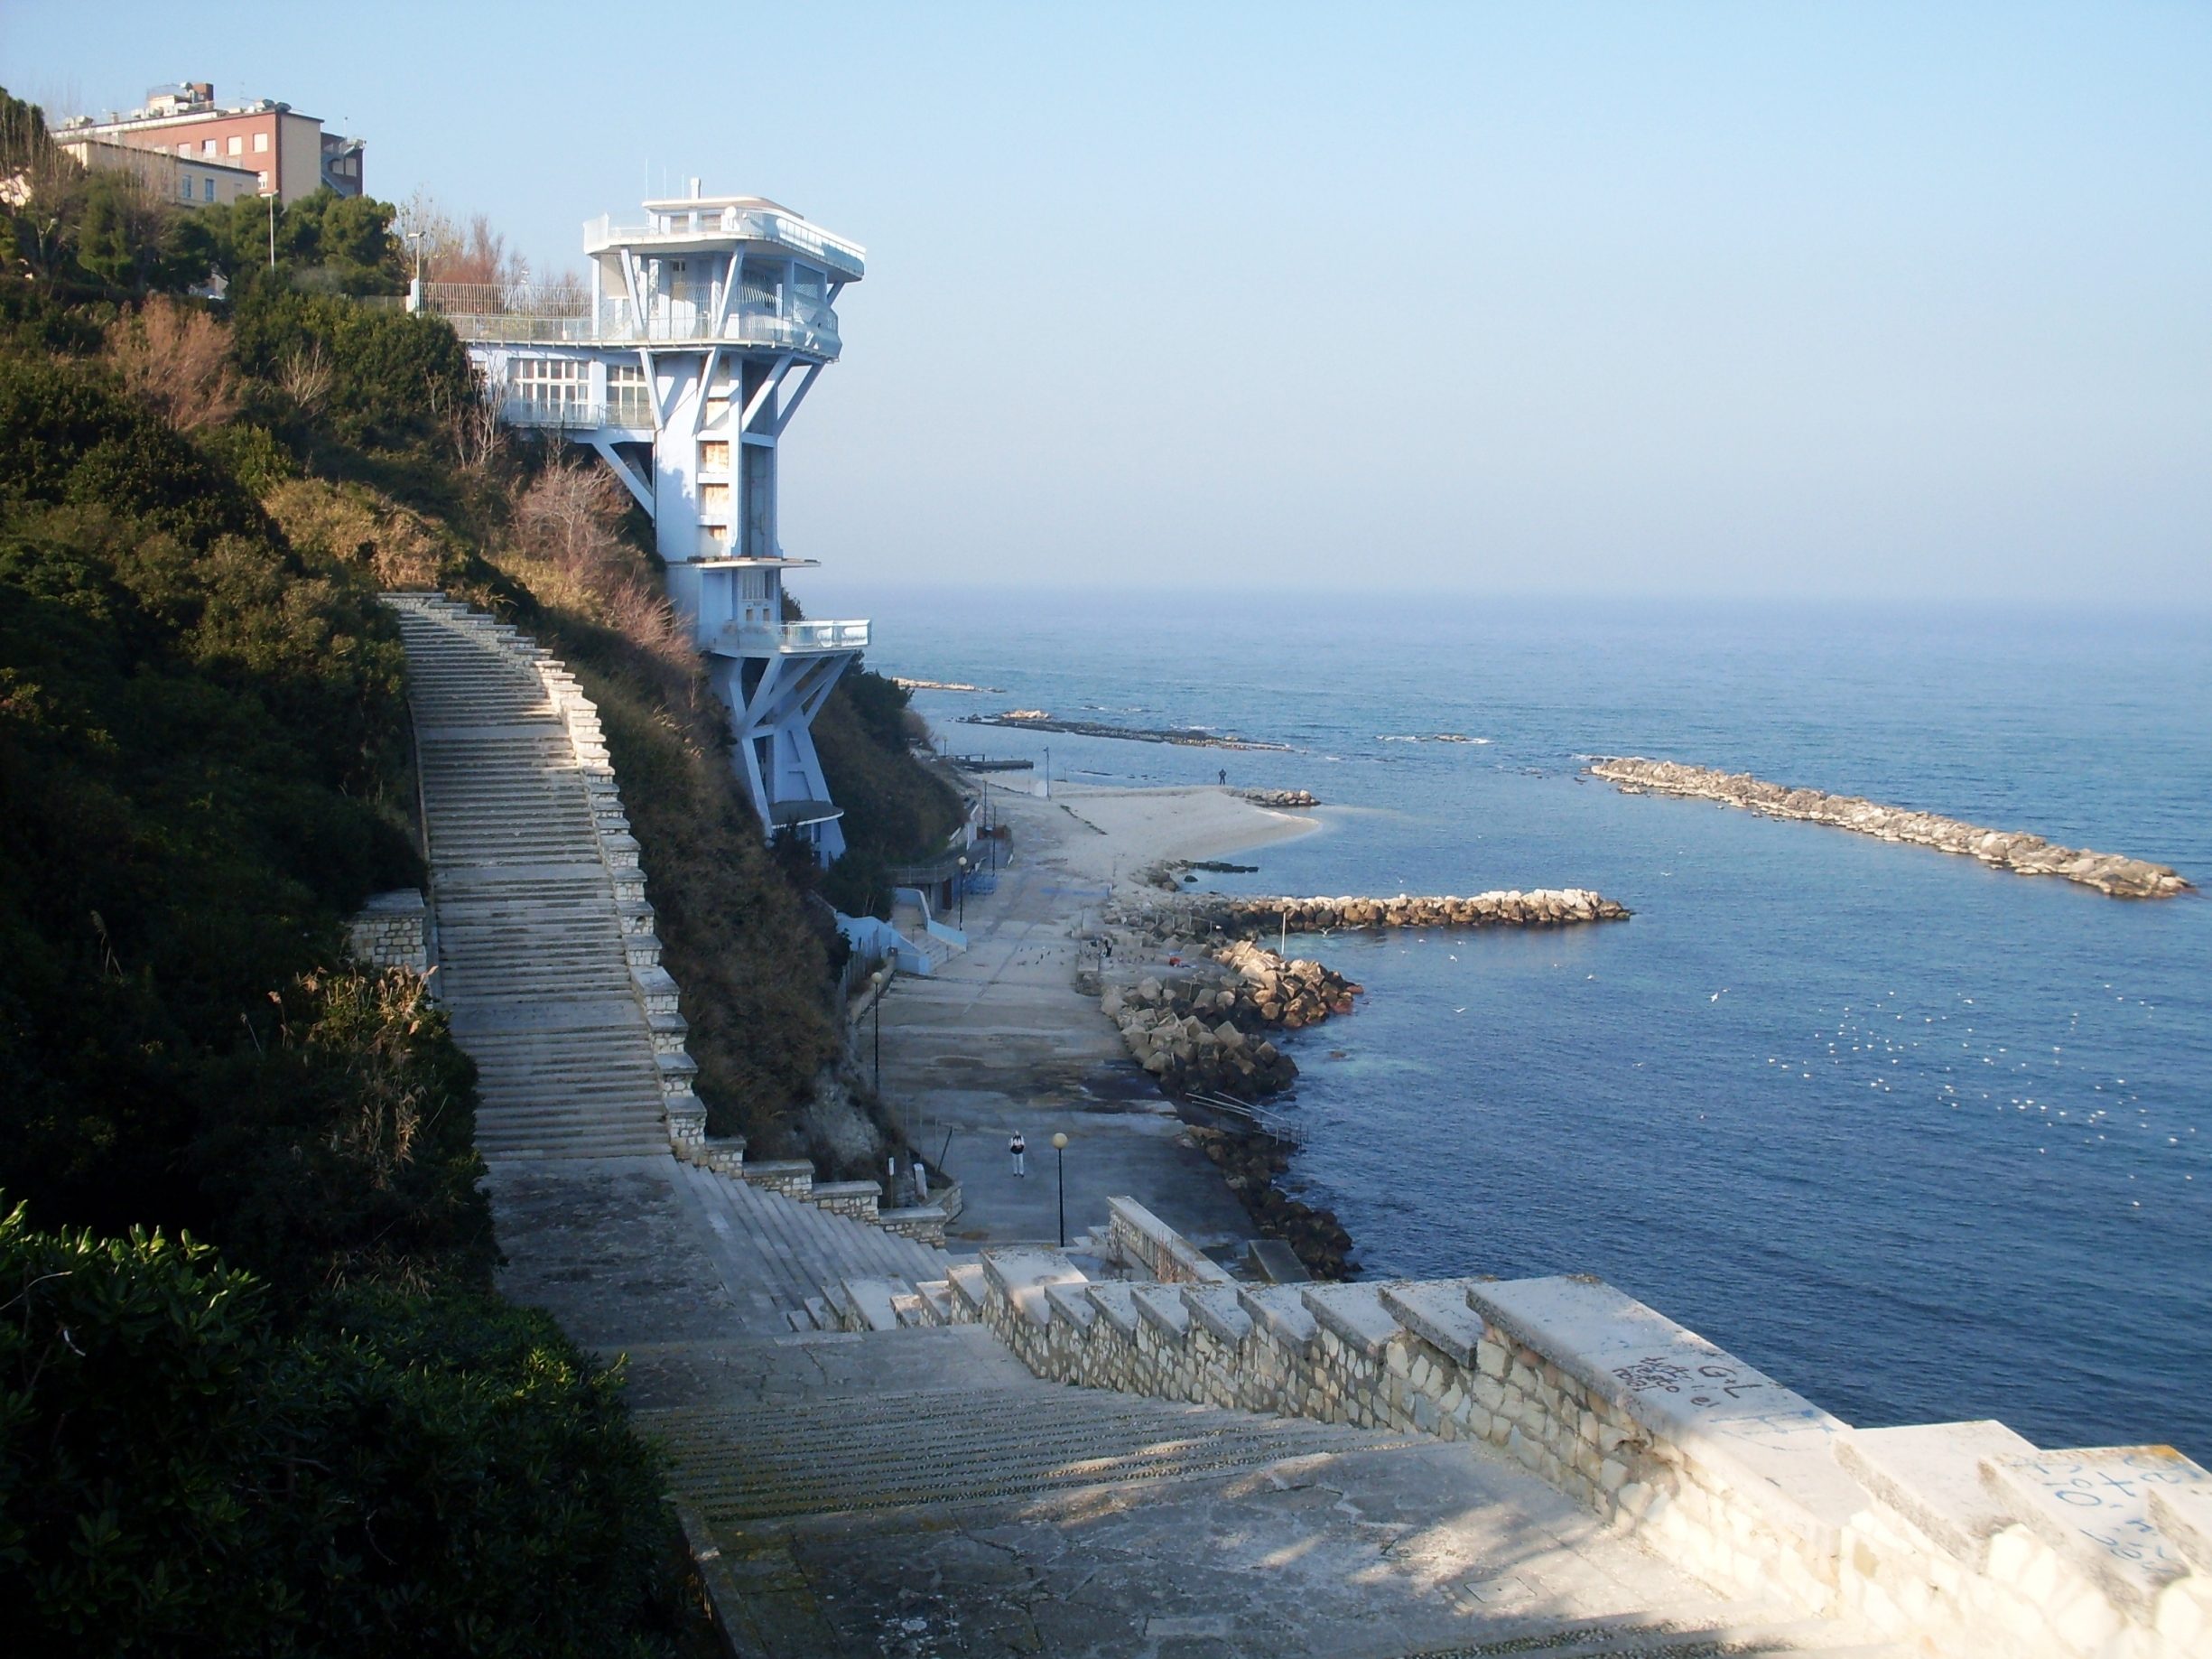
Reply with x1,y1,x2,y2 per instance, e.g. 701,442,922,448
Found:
0,1207,692,1657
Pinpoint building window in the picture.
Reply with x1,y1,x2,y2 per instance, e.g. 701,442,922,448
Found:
228,135,243,155
202,138,216,154
204,178,216,202
700,440,730,472
700,482,730,513
254,131,269,153
509,358,588,418
178,143,191,156
607,363,650,424
257,172,269,189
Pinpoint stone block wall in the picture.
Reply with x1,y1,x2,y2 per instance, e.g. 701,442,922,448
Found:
346,890,428,974
808,1181,881,1224
1107,1195,1232,1285
939,1205,2212,1659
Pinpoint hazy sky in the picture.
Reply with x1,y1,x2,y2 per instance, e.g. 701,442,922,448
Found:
10,4,2208,600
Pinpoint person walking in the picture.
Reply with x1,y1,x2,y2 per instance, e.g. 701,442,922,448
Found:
1009,1131,1027,1178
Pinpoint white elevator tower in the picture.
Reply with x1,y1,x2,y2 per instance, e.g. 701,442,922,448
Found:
432,182,869,859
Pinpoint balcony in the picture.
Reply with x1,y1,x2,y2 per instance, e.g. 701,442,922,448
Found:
711,619,869,657
423,285,841,357
500,397,655,431
582,208,865,279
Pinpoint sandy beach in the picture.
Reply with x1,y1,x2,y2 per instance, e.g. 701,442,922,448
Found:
869,781,1318,1257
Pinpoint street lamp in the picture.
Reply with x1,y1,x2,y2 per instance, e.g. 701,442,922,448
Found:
956,855,970,929
870,965,893,1095
1051,1132,1069,1248
404,228,425,310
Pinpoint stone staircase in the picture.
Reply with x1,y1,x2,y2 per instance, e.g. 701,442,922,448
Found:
933,1201,2212,1659
388,594,683,1160
665,1157,959,1334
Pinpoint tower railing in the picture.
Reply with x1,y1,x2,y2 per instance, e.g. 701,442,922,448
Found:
423,285,840,355
581,209,866,278
711,619,870,654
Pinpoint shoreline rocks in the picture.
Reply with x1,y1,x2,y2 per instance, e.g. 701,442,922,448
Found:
1100,941,1364,1104
1156,888,1631,934
1590,758,2193,899
960,712,1291,751
1185,1125,1356,1280
1239,788,1319,808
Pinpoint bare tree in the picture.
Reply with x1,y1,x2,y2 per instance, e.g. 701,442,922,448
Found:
278,340,332,414
105,296,239,432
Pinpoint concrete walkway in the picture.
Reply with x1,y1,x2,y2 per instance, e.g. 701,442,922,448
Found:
873,796,1256,1257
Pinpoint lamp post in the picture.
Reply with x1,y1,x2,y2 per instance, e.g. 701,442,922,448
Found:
404,228,425,311
956,855,970,929
1051,1132,1069,1248
870,965,892,1096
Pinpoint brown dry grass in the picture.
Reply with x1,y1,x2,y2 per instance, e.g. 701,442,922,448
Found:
105,296,238,433
263,477,451,590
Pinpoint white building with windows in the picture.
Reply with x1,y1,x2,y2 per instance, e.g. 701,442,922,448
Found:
424,185,869,860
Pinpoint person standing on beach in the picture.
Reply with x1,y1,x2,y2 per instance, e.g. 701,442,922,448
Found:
1218,768,1226,787
1009,1132,1027,1178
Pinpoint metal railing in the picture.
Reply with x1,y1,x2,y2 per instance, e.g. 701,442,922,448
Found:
581,208,867,278
712,618,869,654
498,396,656,430
427,295,841,355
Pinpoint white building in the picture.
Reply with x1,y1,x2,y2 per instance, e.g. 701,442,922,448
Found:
428,185,869,861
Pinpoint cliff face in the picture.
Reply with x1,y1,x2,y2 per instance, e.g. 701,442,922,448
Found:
1590,758,2192,899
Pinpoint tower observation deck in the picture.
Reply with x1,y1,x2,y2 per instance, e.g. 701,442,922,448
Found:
424,184,868,859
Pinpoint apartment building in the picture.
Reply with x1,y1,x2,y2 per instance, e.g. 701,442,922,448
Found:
56,135,263,208
54,83,362,202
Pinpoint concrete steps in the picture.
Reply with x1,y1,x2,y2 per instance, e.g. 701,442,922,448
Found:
642,1383,1409,1524
666,1160,956,1332
390,599,672,1160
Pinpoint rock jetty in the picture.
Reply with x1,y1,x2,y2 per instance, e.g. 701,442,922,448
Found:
1240,788,1318,808
1590,758,2193,899
1098,943,1362,1100
1161,888,1631,935
960,711,1291,751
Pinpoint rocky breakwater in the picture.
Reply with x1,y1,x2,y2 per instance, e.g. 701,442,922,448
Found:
1101,944,1362,1102
1176,888,1631,937
1591,758,2194,899
1102,945,1365,1278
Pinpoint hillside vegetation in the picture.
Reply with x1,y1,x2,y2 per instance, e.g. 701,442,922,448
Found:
3,84,964,1646
0,89,818,1654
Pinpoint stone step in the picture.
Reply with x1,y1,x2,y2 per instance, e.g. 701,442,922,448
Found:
639,1384,1410,1524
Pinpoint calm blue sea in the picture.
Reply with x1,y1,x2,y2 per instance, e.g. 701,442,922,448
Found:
843,588,2212,1459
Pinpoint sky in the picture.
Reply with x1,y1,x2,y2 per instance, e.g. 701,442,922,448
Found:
8,4,2208,601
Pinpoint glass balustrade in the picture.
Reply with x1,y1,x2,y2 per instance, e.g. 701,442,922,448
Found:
713,618,870,654
423,286,840,355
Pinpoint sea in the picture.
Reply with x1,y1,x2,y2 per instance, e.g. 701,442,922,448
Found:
845,587,2212,1461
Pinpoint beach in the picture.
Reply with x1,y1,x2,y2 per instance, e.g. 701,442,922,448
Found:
869,782,1317,1254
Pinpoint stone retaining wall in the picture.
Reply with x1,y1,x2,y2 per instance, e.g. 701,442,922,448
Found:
346,890,428,974
936,1211,2212,1659
1107,1196,1233,1285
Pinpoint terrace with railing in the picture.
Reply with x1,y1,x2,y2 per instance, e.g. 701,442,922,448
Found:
710,618,870,656
581,207,866,278
418,284,841,355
